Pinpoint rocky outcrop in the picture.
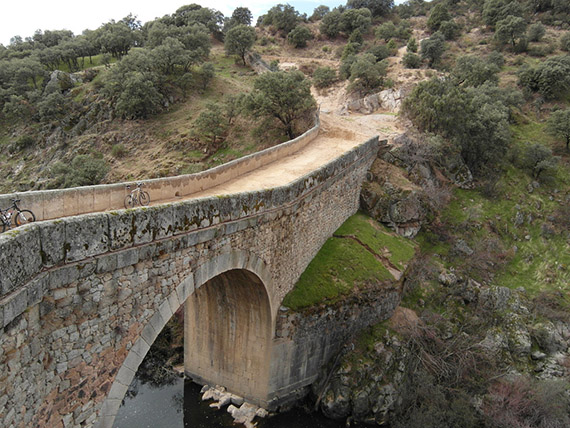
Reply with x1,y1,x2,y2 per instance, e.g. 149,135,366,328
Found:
315,276,570,426
344,89,403,114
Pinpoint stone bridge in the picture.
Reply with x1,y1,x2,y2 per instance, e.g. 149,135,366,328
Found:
0,125,379,428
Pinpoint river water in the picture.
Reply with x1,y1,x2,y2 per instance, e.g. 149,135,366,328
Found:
113,374,352,428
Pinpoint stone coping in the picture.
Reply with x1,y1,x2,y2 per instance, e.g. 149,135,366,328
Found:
0,114,320,222
0,135,379,327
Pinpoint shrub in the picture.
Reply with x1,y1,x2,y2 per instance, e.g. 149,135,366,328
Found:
111,144,126,158
347,53,387,94
287,25,313,48
312,66,337,88
339,8,372,35
560,32,570,51
402,78,512,174
262,4,301,35
367,44,391,61
115,72,163,119
521,142,559,180
194,103,228,144
495,15,527,48
439,20,461,40
320,10,341,38
346,0,394,17
487,51,505,68
528,22,546,42
517,55,570,99
407,37,418,53
483,377,570,428
452,55,500,87
376,21,397,42
50,154,109,188
402,52,422,68
420,32,446,68
427,4,451,32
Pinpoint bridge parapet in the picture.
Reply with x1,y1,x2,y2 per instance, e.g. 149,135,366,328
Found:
0,115,319,222
0,135,379,428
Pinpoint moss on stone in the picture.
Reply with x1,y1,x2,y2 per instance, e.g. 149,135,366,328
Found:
283,212,416,311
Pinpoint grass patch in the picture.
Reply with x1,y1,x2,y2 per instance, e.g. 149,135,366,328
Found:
283,212,416,311
336,212,416,270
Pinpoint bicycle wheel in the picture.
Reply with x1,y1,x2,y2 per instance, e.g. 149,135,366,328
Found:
140,191,150,206
124,195,134,209
15,210,35,226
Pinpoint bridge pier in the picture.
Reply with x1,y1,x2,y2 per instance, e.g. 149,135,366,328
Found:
184,269,273,406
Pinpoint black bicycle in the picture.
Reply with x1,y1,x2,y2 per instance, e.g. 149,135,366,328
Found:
0,199,36,233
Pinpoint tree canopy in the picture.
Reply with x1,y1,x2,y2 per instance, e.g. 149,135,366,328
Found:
225,25,256,65
245,70,316,139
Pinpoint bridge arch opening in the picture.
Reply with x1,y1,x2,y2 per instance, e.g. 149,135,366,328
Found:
185,269,273,403
97,252,273,428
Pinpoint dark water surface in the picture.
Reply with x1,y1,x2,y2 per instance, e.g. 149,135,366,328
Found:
114,376,351,428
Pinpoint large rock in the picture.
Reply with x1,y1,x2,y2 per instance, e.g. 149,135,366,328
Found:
344,89,403,114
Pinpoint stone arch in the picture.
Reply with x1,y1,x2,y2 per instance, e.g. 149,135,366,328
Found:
96,250,272,428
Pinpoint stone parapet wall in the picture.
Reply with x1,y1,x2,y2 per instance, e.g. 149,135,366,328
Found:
0,135,379,428
0,116,319,222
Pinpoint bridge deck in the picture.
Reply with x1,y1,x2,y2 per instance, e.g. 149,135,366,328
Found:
158,115,373,202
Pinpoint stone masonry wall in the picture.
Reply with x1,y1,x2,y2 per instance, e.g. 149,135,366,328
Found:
0,136,379,428
0,116,319,222
267,286,401,409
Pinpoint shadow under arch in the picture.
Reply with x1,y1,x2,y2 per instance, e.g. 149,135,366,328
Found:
96,250,273,428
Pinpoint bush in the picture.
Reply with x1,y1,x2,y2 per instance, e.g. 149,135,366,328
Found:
262,4,301,35
339,8,372,35
312,66,337,88
452,55,500,87
320,10,341,38
346,0,394,17
194,103,228,144
50,154,109,188
517,55,570,99
420,32,446,68
115,72,163,119
439,20,461,40
407,37,418,53
487,51,505,68
367,44,391,61
427,4,451,32
347,53,387,95
376,21,397,41
402,78,512,174
483,377,570,428
521,142,559,180
528,22,546,42
287,25,313,48
402,52,422,68
560,32,570,51
111,144,126,158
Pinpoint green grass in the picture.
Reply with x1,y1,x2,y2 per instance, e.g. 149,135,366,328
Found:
336,212,416,270
429,157,569,296
283,212,416,311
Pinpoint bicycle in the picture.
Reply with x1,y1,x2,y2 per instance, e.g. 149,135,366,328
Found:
124,182,150,209
0,199,36,233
